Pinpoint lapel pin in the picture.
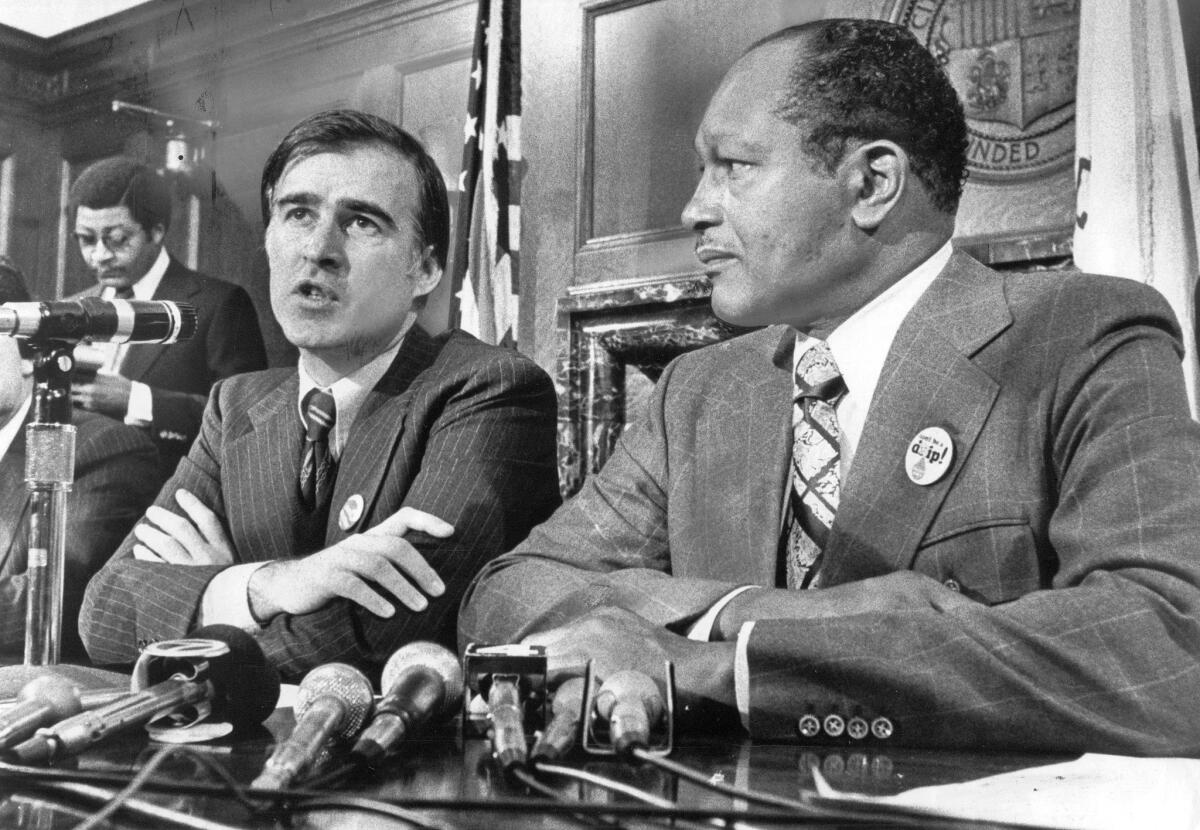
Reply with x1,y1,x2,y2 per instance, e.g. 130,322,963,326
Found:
338,494,365,531
906,426,954,486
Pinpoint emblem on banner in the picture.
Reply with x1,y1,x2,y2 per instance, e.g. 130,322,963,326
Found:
891,0,1079,182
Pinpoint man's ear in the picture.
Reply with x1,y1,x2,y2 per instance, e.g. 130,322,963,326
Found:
148,224,167,246
411,244,443,299
845,140,906,231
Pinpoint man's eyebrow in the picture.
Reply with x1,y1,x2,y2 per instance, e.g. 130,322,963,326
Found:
271,192,398,231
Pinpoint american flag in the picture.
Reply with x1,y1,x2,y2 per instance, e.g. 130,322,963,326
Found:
450,0,521,346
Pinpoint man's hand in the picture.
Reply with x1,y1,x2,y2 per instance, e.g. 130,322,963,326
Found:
522,607,737,708
246,507,454,623
71,372,132,418
133,489,236,566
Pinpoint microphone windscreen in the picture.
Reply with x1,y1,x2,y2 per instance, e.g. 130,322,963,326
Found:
188,624,281,728
381,641,464,716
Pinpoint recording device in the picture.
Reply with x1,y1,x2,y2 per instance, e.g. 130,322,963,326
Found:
0,675,83,750
594,671,665,755
0,298,197,344
461,643,548,742
530,677,585,763
7,625,279,764
351,642,463,763
252,662,373,790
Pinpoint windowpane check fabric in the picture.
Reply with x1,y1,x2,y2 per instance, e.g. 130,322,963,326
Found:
786,340,845,589
299,388,337,514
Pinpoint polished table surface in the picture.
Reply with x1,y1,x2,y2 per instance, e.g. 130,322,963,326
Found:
3,704,1198,830
1,664,1198,830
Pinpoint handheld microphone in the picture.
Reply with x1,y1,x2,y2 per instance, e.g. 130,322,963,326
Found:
0,675,83,750
595,671,664,755
252,662,373,790
7,625,279,764
0,298,197,344
487,673,528,772
351,642,463,763
530,677,585,763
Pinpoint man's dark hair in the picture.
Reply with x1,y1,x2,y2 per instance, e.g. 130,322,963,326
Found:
750,18,968,214
260,109,450,276
68,157,172,233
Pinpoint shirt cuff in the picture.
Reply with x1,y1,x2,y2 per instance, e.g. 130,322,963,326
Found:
200,562,271,630
124,380,153,428
735,620,755,731
685,585,756,641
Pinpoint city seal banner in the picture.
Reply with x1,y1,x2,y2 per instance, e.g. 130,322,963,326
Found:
890,0,1079,182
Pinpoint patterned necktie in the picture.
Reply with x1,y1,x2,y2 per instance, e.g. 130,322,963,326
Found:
299,388,337,514
785,341,845,589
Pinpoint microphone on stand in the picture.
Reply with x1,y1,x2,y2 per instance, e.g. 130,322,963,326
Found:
351,642,463,764
0,298,196,344
252,663,373,790
7,625,279,764
595,671,664,756
0,675,83,750
530,677,585,764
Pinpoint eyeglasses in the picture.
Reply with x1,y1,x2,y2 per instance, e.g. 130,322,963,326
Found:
73,229,141,253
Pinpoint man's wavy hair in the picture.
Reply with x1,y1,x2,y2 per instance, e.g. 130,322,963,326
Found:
751,18,968,214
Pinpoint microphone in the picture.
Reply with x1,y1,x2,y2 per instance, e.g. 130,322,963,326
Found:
351,642,463,763
0,298,197,344
530,677,584,763
595,670,664,755
0,675,83,750
487,673,528,772
8,625,279,764
252,662,373,790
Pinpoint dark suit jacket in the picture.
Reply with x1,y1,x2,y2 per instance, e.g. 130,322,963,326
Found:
460,251,1200,755
1,407,158,660
80,325,561,682
73,256,268,478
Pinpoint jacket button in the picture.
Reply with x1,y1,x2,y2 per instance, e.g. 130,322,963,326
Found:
871,716,894,740
944,578,961,592
796,713,821,738
823,713,846,738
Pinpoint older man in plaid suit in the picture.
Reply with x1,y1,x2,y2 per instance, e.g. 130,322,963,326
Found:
460,19,1200,755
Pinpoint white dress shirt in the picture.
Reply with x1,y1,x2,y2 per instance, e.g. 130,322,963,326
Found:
0,395,30,463
77,246,171,428
197,314,417,629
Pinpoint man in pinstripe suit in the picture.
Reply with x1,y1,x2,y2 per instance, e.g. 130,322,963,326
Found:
460,19,1200,754
80,110,560,682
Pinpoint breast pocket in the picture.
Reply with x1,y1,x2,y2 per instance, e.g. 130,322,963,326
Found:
914,520,1045,605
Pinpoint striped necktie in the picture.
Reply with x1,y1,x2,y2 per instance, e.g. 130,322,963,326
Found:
299,388,337,514
785,340,845,589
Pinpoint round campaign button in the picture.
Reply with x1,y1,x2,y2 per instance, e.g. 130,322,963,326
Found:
905,426,954,486
338,494,364,531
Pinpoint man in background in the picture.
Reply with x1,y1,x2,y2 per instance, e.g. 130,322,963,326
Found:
0,257,158,661
68,156,267,478
460,18,1200,755
81,110,560,682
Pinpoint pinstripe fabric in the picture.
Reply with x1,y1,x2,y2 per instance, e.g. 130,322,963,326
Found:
461,252,1200,754
79,325,560,683
0,409,158,660
70,257,268,479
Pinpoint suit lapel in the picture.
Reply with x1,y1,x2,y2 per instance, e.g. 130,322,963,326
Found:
120,260,199,382
232,375,303,561
821,252,1011,585
327,326,443,543
0,409,30,564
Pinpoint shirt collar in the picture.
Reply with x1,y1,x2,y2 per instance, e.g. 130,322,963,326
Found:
99,246,170,301
296,313,416,458
813,240,953,396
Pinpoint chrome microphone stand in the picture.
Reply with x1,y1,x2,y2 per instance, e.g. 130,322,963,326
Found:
22,341,76,666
